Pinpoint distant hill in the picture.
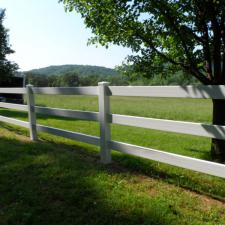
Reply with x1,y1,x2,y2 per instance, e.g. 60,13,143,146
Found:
27,65,120,77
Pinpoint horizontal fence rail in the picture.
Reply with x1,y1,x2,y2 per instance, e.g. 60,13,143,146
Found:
33,87,98,95
0,87,26,94
0,115,29,128
37,124,100,146
109,140,225,178
35,106,99,121
0,102,28,111
108,85,225,99
0,83,225,180
111,114,225,140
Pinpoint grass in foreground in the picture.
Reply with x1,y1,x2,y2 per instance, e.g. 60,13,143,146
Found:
0,95,225,200
0,125,224,225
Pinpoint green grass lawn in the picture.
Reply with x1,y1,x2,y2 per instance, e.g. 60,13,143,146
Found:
0,95,225,224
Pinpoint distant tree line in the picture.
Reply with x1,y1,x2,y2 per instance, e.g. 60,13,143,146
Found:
29,64,120,77
25,65,199,87
116,63,200,86
25,71,130,87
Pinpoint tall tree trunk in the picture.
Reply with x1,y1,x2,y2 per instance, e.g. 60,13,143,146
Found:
211,99,225,162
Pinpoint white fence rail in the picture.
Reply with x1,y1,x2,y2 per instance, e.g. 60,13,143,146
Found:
0,115,29,128
111,114,225,140
33,87,98,95
108,85,225,98
36,124,100,146
0,84,225,179
35,107,99,121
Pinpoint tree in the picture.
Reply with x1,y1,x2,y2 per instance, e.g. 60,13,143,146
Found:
57,72,80,87
0,9,18,86
60,0,225,161
116,62,199,85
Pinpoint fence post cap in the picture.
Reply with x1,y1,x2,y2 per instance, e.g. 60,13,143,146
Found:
98,81,110,86
26,84,33,87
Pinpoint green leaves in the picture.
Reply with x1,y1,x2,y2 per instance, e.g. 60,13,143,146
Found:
0,9,18,84
60,0,225,84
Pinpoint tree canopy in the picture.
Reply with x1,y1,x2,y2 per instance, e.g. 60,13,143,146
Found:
0,9,18,85
60,0,225,84
60,0,225,161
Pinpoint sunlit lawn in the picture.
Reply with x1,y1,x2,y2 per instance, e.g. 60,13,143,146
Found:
0,95,224,224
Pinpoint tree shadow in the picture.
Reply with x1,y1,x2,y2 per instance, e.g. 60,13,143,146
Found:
178,85,225,142
180,85,225,99
0,108,28,120
0,116,224,203
180,85,225,162
1,87,225,203
0,108,82,123
184,148,211,160
0,135,173,225
112,151,225,201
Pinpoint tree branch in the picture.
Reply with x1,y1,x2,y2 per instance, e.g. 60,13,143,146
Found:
221,14,225,81
153,3,211,83
211,8,222,82
136,32,211,84
201,21,213,80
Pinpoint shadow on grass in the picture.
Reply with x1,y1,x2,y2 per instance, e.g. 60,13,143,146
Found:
0,108,80,123
0,109,28,120
0,134,174,225
184,148,211,160
113,152,225,201
0,119,225,205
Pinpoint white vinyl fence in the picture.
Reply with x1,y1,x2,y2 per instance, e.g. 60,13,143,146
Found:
0,83,225,179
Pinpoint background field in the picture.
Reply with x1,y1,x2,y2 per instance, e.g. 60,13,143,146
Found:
0,94,225,224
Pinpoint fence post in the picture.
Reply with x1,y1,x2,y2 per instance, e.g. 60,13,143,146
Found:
98,82,111,164
26,84,37,141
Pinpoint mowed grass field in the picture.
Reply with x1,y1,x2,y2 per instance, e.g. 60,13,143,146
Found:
0,94,225,225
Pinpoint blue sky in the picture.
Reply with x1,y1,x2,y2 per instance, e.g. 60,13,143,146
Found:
0,0,131,71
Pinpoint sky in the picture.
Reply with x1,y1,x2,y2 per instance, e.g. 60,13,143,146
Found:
0,0,132,71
